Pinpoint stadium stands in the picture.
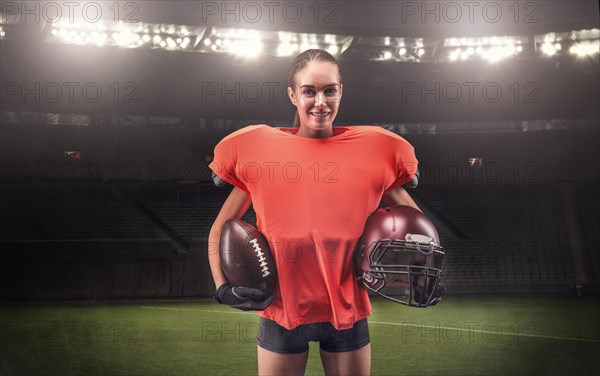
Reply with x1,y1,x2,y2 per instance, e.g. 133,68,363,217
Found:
577,181,600,285
0,122,598,298
1,123,598,184
416,184,577,292
0,184,161,240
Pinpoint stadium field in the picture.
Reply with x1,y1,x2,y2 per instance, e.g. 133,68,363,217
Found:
1,296,598,375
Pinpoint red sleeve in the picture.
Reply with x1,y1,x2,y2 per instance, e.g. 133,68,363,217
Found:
382,135,418,195
208,135,249,193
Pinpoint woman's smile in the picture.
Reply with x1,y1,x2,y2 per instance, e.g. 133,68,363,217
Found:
309,111,332,120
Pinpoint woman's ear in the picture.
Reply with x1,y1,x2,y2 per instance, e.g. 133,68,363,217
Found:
287,86,297,104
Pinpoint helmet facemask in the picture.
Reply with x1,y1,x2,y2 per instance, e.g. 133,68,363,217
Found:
361,234,445,307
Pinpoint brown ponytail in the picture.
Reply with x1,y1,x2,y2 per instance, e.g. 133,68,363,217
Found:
287,49,342,128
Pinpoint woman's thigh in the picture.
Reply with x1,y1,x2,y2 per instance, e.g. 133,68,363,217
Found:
257,346,309,376
319,343,371,376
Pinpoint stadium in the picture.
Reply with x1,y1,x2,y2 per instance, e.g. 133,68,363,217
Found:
0,1,598,375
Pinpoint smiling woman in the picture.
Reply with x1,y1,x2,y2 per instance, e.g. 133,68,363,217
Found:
208,48,423,376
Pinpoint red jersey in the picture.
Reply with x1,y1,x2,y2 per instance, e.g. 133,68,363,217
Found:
209,125,418,330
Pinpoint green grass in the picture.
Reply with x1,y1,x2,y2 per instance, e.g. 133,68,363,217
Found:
1,296,599,375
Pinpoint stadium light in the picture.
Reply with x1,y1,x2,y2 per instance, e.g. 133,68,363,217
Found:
45,19,205,51
570,41,600,57
2,8,598,63
201,27,264,57
199,27,352,58
443,35,527,63
348,36,433,62
468,157,484,168
542,42,557,56
0,11,33,40
535,28,599,58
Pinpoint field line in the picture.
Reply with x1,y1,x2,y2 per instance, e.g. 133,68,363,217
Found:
369,320,600,343
140,306,600,343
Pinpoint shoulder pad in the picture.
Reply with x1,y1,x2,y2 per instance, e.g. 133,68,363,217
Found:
402,169,419,189
212,171,229,187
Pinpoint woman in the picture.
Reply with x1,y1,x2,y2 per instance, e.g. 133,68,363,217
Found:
208,49,421,375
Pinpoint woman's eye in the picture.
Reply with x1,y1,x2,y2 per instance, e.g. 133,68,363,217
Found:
303,88,337,96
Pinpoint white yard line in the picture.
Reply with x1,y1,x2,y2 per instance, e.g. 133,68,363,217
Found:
140,306,600,343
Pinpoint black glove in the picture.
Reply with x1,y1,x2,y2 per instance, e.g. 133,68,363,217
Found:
213,283,274,311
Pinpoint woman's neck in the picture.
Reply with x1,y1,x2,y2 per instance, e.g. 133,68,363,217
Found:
295,126,333,138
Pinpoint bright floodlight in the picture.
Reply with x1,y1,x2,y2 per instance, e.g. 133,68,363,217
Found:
207,27,352,58
542,42,557,56
570,41,600,57
444,34,526,62
353,36,433,62
535,29,599,58
46,19,205,51
233,39,263,58
327,44,339,55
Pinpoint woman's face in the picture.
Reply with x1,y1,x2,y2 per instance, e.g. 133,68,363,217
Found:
288,61,343,134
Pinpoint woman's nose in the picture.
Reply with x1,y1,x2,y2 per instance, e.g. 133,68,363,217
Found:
315,91,326,105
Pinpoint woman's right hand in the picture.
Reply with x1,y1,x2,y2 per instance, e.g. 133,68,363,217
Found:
209,186,275,310
214,282,274,311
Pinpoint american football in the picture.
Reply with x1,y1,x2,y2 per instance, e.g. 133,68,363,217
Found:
219,218,277,295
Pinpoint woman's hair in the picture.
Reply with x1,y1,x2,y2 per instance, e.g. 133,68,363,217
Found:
288,49,342,128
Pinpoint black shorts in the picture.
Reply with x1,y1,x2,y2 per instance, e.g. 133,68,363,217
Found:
256,317,370,354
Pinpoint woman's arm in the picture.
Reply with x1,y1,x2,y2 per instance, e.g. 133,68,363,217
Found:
381,186,422,212
208,186,252,289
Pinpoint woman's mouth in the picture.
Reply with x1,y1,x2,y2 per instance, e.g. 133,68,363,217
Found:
309,112,331,119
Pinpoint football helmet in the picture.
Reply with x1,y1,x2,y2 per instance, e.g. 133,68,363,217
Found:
354,205,445,307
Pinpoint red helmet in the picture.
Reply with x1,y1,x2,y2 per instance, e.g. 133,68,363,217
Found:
354,205,445,307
